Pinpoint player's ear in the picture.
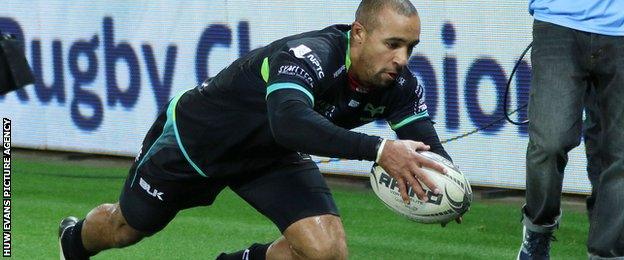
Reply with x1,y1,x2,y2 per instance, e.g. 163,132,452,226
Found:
351,21,366,43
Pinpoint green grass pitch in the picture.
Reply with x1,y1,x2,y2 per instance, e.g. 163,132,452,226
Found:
12,156,589,259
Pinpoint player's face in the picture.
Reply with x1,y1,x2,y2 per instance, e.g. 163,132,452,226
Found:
357,8,420,88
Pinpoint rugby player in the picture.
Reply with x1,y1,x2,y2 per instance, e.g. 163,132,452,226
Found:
59,0,458,259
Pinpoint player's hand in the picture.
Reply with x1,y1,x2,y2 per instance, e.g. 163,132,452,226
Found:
377,140,447,204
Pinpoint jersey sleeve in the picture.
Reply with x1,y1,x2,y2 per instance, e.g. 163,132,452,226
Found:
385,72,430,130
264,40,329,105
263,38,381,161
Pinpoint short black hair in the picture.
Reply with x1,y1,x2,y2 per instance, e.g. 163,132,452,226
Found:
355,0,418,31
355,0,418,30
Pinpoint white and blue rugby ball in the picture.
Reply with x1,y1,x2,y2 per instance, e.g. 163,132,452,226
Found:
370,151,472,224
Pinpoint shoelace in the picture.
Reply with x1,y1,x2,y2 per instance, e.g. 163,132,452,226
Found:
525,232,557,256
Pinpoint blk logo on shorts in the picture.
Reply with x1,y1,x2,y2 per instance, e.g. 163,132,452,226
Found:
139,178,164,201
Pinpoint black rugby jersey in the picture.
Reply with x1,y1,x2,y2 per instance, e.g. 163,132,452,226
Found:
173,24,438,177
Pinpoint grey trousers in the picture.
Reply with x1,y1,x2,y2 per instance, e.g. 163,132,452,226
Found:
523,20,624,257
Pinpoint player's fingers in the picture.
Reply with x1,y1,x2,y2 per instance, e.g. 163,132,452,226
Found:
404,173,426,201
407,141,429,151
417,155,448,174
411,165,439,195
396,176,411,204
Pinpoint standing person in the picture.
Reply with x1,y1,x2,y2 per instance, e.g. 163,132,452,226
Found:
519,0,624,259
58,1,464,259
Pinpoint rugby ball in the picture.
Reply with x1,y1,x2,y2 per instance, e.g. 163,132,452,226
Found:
369,151,472,224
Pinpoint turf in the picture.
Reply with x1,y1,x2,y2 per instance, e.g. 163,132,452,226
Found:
12,156,589,259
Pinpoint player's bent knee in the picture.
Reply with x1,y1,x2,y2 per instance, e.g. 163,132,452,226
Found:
292,234,347,260
313,236,347,260
92,203,149,248
285,215,348,259
114,203,152,247
111,226,145,248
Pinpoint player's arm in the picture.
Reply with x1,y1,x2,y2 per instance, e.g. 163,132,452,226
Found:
267,86,380,161
394,119,451,162
389,108,463,226
369,76,456,204
386,75,452,162
264,44,384,161
385,77,463,225
265,46,446,204
267,86,446,203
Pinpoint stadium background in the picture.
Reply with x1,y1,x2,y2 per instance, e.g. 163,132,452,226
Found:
1,0,590,194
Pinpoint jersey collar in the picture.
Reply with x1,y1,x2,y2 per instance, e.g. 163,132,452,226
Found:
345,30,371,93
345,30,351,71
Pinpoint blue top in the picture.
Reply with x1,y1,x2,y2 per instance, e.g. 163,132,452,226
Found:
529,0,624,36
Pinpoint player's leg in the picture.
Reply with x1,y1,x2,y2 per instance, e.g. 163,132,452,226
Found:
59,104,172,259
86,202,150,250
217,215,346,260
59,190,155,259
220,156,346,259
60,91,227,259
519,20,588,259
59,202,149,255
59,158,180,259
60,156,228,259
586,33,624,258
267,215,346,259
58,203,147,259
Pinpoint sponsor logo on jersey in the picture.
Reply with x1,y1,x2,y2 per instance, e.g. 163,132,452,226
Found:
324,105,336,118
290,44,312,58
414,85,427,113
333,65,346,78
305,53,324,79
139,178,164,201
360,103,386,121
289,44,324,79
397,76,406,86
416,102,428,114
278,65,315,87
364,103,385,117
348,99,360,108
315,101,337,119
